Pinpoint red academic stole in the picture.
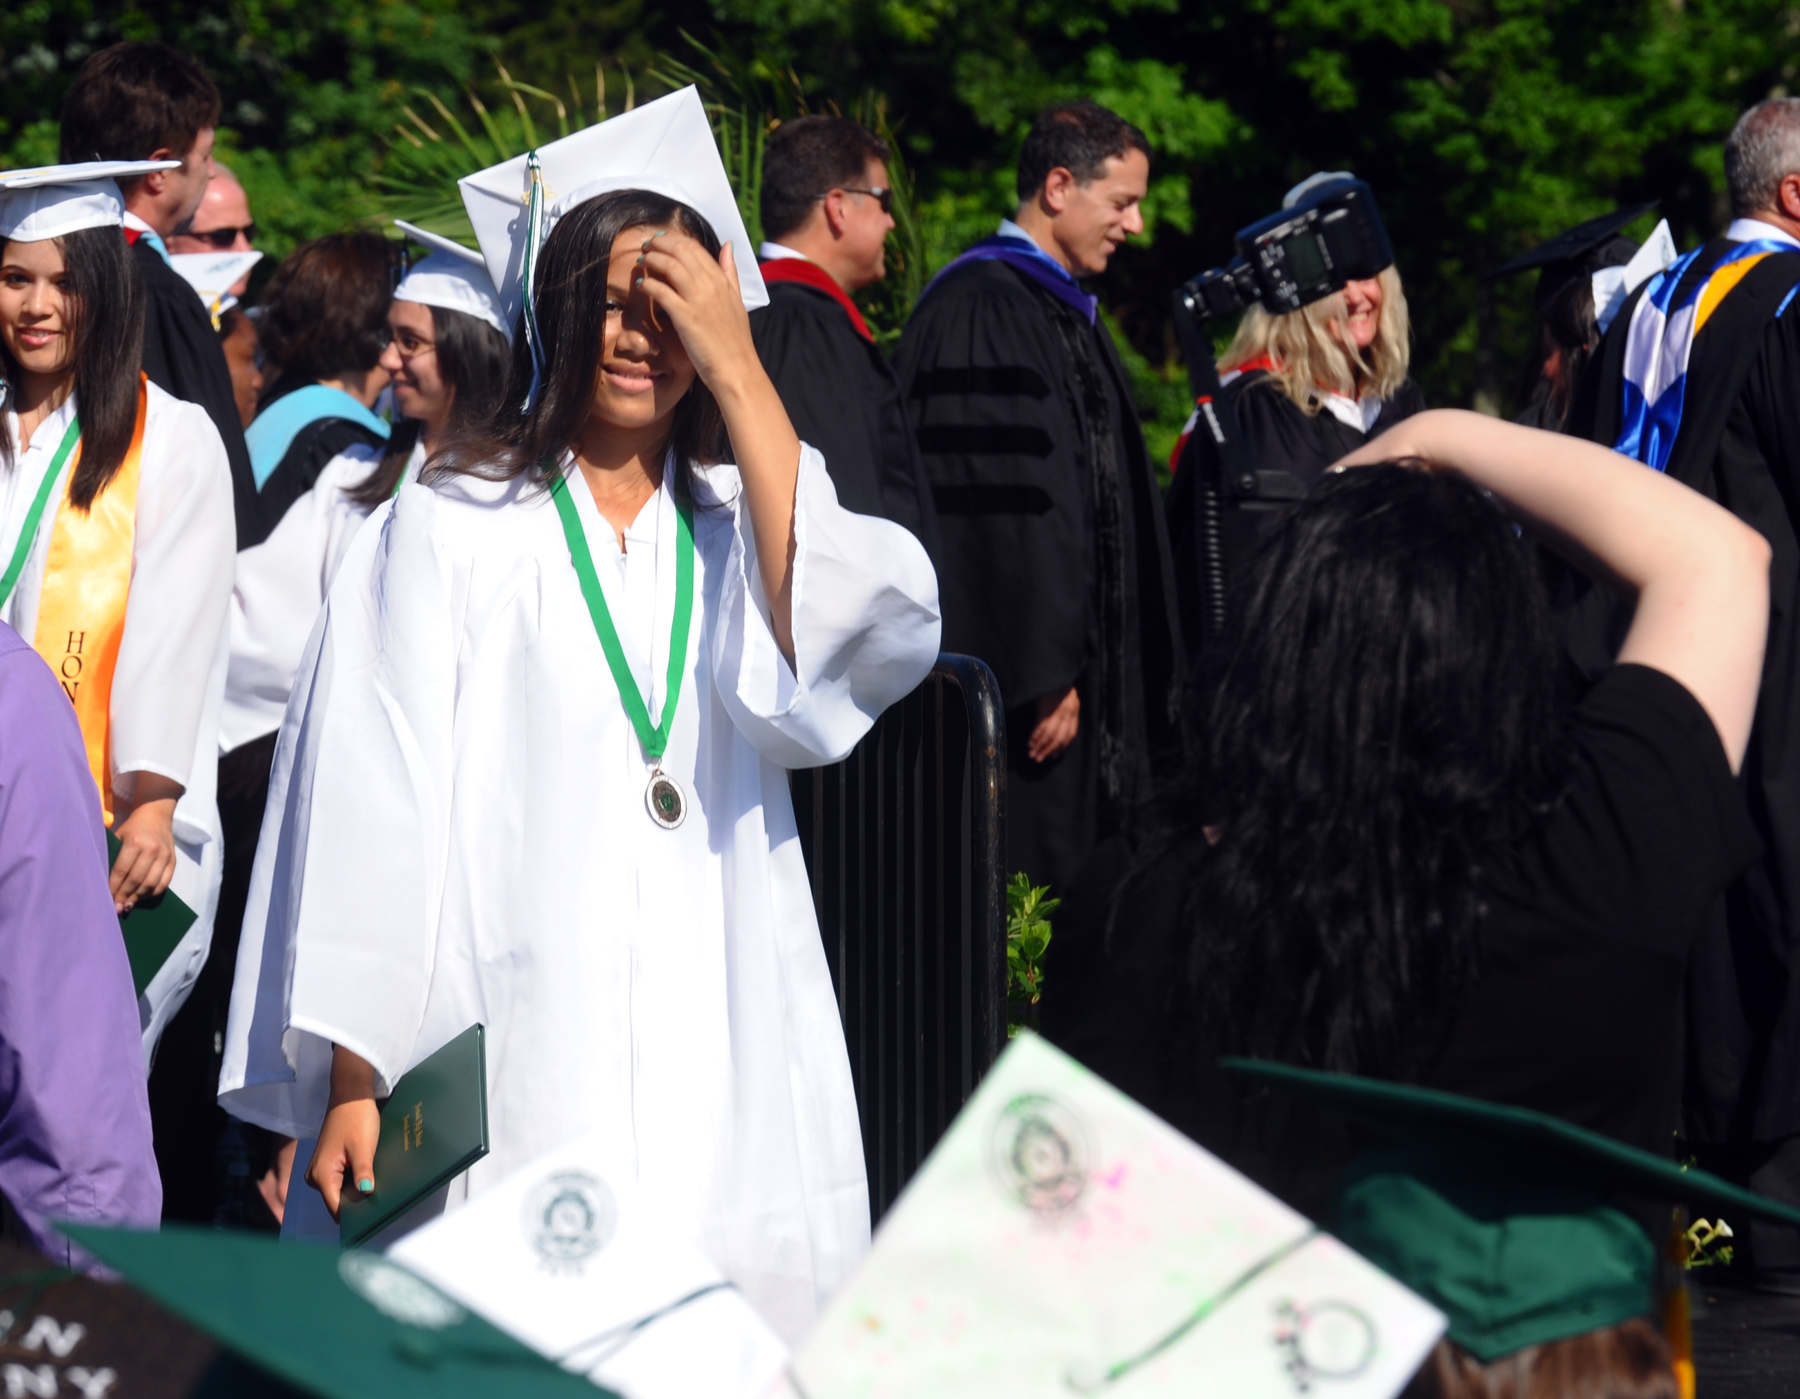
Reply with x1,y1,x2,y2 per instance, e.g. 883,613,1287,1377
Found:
33,376,149,824
758,257,876,343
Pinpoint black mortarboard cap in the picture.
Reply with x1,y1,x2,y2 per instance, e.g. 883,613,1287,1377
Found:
1486,203,1659,308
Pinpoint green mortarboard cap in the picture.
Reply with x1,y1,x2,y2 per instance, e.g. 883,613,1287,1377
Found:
60,1225,611,1399
1221,1059,1800,1362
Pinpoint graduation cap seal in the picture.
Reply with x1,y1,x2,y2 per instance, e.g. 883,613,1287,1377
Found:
1223,1058,1800,1362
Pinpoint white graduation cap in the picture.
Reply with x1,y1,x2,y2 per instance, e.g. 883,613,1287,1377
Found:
458,85,767,341
0,160,183,242
791,1033,1446,1397
389,1129,789,1399
394,220,510,340
170,249,263,323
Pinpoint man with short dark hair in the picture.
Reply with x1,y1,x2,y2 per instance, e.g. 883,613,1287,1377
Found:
896,101,1184,893
751,116,935,549
60,41,256,541
1567,96,1800,1291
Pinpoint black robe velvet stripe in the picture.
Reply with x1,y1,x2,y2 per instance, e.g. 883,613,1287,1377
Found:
133,239,255,546
748,280,939,560
895,257,1185,890
1567,238,1800,1145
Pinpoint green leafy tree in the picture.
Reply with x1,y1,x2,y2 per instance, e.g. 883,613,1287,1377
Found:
1,0,490,260
692,0,1800,416
10,0,1800,423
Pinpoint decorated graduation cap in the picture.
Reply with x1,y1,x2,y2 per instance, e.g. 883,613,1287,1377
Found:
394,220,509,340
1223,1058,1800,1362
0,160,182,242
61,1225,613,1399
458,86,766,407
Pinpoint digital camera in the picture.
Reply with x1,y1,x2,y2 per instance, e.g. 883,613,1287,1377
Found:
1180,176,1394,321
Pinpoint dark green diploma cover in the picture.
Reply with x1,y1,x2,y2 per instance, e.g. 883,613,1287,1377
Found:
339,1023,491,1246
107,829,197,997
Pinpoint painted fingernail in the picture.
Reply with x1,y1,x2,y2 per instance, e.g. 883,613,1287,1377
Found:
357,1178,374,1193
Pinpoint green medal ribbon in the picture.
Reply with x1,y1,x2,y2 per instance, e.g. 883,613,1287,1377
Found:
548,465,695,765
0,415,81,611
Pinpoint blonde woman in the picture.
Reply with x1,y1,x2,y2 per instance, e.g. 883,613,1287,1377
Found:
1214,175,1425,487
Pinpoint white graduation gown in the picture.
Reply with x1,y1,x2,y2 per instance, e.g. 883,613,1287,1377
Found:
220,445,940,1340
223,438,423,752
0,384,235,1061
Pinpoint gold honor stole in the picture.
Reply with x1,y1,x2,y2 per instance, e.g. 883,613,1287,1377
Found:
31,377,149,825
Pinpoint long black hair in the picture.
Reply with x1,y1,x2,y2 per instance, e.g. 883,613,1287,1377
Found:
1,227,145,508
349,302,511,507
1165,465,1572,1079
428,189,727,494
1523,275,1600,431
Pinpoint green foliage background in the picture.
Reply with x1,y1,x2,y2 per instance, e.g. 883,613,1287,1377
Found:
6,0,1797,444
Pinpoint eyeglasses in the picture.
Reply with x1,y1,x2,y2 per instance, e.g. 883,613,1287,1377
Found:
823,186,893,215
191,224,256,248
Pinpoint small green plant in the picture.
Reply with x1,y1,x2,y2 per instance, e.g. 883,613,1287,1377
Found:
373,59,625,244
1684,1217,1734,1269
1007,873,1059,1036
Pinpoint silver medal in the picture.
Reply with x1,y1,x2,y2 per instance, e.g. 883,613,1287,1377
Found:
645,769,687,829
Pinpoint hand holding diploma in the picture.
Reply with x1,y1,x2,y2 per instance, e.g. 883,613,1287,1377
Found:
307,1044,380,1220
110,771,182,913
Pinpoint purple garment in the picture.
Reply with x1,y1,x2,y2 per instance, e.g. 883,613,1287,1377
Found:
918,234,1100,324
0,623,160,1259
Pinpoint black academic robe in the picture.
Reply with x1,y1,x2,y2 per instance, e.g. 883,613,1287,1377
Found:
1226,368,1427,491
132,238,255,545
895,258,1185,892
750,279,939,560
1566,237,1800,1149
1164,369,1427,653
238,373,387,550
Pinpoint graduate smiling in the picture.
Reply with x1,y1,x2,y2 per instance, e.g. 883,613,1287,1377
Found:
0,160,236,1064
219,88,942,1340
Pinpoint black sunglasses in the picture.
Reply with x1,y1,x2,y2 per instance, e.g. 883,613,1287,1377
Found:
192,223,256,248
824,186,893,215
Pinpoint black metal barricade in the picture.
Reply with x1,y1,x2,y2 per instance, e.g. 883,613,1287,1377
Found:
791,653,1008,1221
